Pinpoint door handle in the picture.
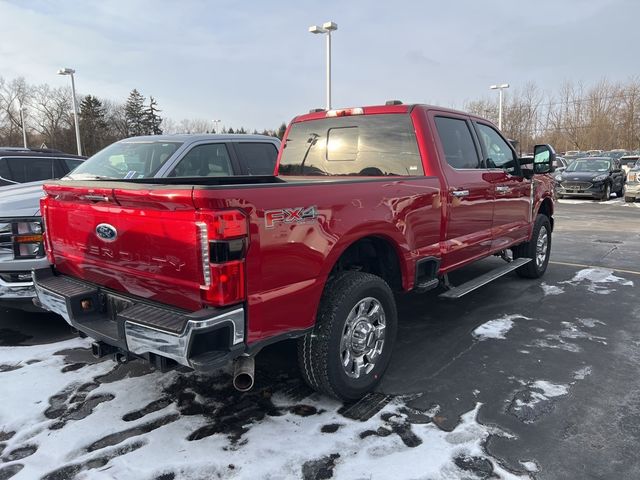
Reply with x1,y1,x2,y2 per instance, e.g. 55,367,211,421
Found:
496,185,511,194
451,189,470,197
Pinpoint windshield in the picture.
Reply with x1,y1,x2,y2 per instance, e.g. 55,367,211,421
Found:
67,141,183,179
566,158,611,173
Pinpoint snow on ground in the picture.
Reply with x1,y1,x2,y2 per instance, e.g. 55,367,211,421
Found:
541,283,564,296
558,197,640,207
473,315,531,341
507,380,569,424
560,268,634,294
0,341,527,480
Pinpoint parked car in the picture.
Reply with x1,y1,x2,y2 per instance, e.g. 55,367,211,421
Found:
0,134,280,312
624,160,640,202
555,157,625,200
0,148,84,188
33,103,556,400
619,155,639,175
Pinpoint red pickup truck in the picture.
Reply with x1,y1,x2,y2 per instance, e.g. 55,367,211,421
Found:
33,103,556,400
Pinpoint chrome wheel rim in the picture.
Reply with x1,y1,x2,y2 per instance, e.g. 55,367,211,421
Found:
340,297,386,379
536,228,549,268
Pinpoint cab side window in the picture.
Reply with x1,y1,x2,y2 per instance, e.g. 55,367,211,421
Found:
434,116,480,169
171,144,233,177
475,123,518,174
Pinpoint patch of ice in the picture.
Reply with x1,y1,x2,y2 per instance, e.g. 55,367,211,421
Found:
561,268,634,294
473,314,531,341
541,283,564,296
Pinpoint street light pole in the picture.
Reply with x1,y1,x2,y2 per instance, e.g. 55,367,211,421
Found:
17,101,27,148
57,67,82,156
212,119,221,134
489,83,510,130
309,21,338,110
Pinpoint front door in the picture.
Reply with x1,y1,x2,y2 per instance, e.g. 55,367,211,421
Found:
474,122,532,250
431,113,494,270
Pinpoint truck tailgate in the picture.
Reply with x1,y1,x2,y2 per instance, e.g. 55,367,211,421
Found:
43,184,204,311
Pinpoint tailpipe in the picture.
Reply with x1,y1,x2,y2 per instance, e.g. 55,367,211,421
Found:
233,356,255,392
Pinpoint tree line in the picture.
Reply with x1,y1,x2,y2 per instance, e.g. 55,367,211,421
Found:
4,75,640,158
465,78,640,154
0,76,286,156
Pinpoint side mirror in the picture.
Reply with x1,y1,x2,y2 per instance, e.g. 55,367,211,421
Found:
533,144,556,174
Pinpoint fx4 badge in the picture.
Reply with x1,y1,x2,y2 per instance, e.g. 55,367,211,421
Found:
265,206,318,228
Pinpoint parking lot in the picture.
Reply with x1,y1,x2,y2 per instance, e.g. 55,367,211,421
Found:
0,198,638,480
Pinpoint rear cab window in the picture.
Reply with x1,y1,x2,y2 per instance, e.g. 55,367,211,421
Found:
278,114,423,176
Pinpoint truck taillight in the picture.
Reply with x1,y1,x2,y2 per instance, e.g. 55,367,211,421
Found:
196,209,248,307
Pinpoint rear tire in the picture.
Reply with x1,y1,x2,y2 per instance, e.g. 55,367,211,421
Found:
513,214,552,279
615,184,625,198
297,271,397,401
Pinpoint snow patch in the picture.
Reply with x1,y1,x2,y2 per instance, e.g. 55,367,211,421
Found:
0,340,528,480
473,314,531,341
541,283,564,296
520,460,539,472
561,268,633,294
573,366,592,380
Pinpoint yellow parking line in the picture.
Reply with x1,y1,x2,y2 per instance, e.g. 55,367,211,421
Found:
550,260,640,276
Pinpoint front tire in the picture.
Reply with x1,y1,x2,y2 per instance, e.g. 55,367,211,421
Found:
298,271,398,401
624,196,635,203
513,214,552,279
600,183,611,201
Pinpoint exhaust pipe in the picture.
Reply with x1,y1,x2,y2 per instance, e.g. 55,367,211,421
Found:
114,352,129,364
233,356,255,392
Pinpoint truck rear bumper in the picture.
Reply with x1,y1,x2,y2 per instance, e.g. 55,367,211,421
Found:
32,268,245,372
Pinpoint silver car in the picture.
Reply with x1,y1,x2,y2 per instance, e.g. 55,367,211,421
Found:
0,134,280,311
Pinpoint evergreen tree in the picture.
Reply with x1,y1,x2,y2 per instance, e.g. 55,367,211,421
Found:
276,122,287,139
144,96,163,135
238,127,247,134
227,127,235,134
124,89,146,137
79,95,108,155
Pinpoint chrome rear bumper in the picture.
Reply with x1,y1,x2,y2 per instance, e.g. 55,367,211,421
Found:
33,269,245,371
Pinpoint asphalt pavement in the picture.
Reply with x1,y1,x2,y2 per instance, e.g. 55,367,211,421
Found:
0,198,638,479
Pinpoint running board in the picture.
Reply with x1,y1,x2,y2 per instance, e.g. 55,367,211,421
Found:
439,258,532,299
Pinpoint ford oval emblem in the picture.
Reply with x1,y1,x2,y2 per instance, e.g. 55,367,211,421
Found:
96,223,118,242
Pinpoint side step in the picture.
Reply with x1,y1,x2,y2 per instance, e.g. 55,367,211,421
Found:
439,258,531,299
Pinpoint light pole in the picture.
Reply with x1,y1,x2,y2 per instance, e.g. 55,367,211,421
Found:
16,100,27,148
489,83,510,130
57,67,82,156
212,119,221,134
309,21,338,110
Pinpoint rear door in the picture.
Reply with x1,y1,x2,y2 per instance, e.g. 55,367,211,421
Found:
430,112,493,270
473,122,532,250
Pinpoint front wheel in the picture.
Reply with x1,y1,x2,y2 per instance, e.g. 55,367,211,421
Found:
513,214,552,279
600,183,611,201
298,271,398,401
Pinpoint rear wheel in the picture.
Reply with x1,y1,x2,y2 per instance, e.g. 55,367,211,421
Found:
513,214,551,279
615,183,625,198
298,271,397,401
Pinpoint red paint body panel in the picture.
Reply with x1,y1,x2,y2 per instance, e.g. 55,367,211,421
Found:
41,104,555,347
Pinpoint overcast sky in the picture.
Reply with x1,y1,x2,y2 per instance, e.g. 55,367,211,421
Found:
1,0,638,131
